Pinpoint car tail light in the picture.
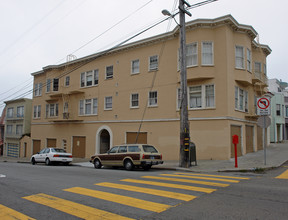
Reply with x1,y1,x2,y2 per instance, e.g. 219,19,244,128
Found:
142,154,145,159
160,154,162,160
68,155,72,158
53,154,59,157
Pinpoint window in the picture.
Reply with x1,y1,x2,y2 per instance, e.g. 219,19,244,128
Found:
148,91,158,107
106,65,113,79
53,78,59,91
188,84,215,109
276,104,281,116
247,49,252,72
17,106,24,117
33,105,41,119
46,103,58,118
202,42,213,65
65,76,70,86
119,146,127,153
46,79,51,93
7,107,13,118
263,64,267,75
286,106,288,117
16,125,23,135
79,98,98,115
105,96,113,110
235,46,244,69
131,93,139,108
189,86,202,108
255,62,261,74
34,83,42,96
6,125,13,134
235,86,248,112
131,59,140,74
80,69,99,87
149,55,158,71
187,43,198,67
205,85,215,107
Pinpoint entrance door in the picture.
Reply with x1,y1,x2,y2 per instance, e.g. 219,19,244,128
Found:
245,126,254,153
231,125,242,158
72,136,86,158
32,140,41,154
100,130,110,153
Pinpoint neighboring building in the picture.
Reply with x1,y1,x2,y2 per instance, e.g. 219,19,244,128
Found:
0,107,6,156
268,79,288,142
284,89,288,140
30,15,271,160
4,98,32,158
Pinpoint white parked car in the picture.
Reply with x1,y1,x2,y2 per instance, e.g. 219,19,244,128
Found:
31,148,73,165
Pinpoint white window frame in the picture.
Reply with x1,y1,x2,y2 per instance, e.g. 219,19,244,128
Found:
65,76,70,87
16,124,23,135
80,69,99,87
34,83,42,97
33,105,41,119
53,78,59,91
187,42,198,67
188,84,215,109
131,59,140,75
247,49,252,72
149,55,158,71
201,41,214,66
130,93,139,108
46,103,59,118
46,79,51,93
7,107,14,118
79,98,98,116
104,96,113,110
17,106,24,118
235,86,248,112
106,65,114,79
6,125,13,135
148,91,158,107
235,46,245,69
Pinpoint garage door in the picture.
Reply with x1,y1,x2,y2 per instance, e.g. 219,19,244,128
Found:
32,140,41,154
257,126,263,150
7,143,19,158
126,132,147,144
245,126,254,153
231,125,242,158
72,136,86,158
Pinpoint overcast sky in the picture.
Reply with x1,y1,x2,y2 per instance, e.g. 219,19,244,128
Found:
0,0,287,113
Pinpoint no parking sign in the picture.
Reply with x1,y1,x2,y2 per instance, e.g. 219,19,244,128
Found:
257,97,271,116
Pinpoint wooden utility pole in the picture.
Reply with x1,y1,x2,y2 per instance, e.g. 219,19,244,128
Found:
179,0,191,168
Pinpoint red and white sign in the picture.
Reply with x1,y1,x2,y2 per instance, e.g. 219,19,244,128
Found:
257,97,271,115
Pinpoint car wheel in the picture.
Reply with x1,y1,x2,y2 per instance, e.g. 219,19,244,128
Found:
45,158,51,166
124,159,134,171
94,159,102,169
31,157,36,165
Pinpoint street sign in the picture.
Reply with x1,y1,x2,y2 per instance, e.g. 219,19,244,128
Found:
257,116,271,128
257,97,271,116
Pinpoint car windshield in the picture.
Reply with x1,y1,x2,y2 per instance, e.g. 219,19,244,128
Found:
142,145,158,153
51,148,67,153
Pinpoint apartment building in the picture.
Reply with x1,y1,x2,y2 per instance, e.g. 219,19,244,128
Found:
268,79,288,142
4,98,32,157
30,15,271,160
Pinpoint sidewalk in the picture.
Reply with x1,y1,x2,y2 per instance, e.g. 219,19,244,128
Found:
1,143,287,172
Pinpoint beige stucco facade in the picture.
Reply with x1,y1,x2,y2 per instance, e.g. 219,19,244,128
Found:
29,15,271,160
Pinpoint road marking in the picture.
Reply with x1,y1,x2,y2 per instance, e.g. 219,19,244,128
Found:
0,204,35,220
121,179,216,193
275,169,288,179
141,176,229,187
160,174,240,183
0,174,6,178
174,172,250,180
64,187,171,213
23,193,133,220
96,182,197,201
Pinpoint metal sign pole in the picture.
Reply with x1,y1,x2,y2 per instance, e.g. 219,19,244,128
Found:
263,116,266,165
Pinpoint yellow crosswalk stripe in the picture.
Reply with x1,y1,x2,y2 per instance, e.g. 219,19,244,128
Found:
64,187,171,213
22,193,133,220
0,204,35,220
160,174,240,183
174,172,250,180
141,176,229,187
121,179,216,193
96,182,197,201
275,169,288,179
